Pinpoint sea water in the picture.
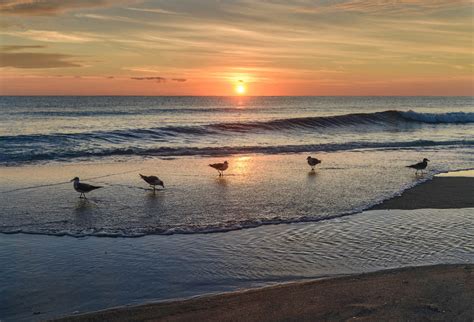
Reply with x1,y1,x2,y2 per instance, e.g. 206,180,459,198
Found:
0,96,473,236
1,96,473,164
1,96,473,320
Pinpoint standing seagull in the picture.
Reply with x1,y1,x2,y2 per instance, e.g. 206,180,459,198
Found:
209,161,228,176
139,174,164,192
307,156,322,171
406,158,430,174
71,177,102,199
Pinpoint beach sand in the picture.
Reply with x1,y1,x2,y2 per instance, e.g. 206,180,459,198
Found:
55,264,474,322
371,176,474,210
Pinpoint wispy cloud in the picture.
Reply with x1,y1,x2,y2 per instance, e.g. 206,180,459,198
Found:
1,30,98,43
126,7,179,15
0,52,82,68
131,76,166,83
0,0,134,16
130,76,187,83
75,13,143,24
1,45,46,51
294,0,472,14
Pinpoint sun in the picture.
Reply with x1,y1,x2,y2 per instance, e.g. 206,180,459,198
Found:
235,83,246,95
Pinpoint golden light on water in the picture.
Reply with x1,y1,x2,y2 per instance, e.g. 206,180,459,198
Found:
233,156,252,177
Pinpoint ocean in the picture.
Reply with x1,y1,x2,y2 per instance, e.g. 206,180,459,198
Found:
0,96,473,237
0,96,473,320
1,96,473,164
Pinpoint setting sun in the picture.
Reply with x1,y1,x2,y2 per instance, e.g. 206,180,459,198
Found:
235,84,246,95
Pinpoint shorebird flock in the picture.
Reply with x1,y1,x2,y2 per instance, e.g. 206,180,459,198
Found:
71,157,430,198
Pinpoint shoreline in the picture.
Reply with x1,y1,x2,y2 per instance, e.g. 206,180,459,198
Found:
371,176,474,210
55,264,474,322
2,169,473,238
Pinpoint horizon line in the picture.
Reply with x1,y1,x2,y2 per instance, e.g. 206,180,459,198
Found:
1,95,473,98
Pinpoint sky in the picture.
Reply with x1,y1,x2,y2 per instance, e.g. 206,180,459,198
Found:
0,0,473,96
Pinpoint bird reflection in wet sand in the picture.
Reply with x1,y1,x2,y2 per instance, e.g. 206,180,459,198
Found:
144,190,164,209
140,174,164,192
71,177,102,199
307,170,317,178
214,176,228,187
74,198,96,214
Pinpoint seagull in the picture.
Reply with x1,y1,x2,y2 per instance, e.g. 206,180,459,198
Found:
307,156,322,171
406,158,430,174
139,174,164,191
209,161,228,176
70,177,102,199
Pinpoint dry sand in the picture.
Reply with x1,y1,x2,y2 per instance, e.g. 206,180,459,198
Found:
55,264,473,322
371,176,474,210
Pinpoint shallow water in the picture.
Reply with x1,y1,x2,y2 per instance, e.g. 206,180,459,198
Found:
1,208,473,321
0,150,473,237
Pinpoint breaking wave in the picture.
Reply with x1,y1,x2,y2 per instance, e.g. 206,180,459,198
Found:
1,110,473,164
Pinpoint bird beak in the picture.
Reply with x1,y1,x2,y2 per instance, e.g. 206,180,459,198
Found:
70,178,75,182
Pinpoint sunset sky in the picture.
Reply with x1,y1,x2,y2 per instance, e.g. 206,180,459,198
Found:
0,0,473,96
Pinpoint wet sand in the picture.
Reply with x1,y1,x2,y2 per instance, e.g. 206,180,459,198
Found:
371,176,474,210
55,264,474,322
53,174,474,322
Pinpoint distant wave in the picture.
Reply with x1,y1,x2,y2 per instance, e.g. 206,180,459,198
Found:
3,110,473,142
1,110,473,164
210,110,400,132
8,108,474,124
211,110,474,133
10,107,257,117
1,139,473,165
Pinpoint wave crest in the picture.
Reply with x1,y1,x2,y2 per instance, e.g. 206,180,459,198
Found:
400,110,474,123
